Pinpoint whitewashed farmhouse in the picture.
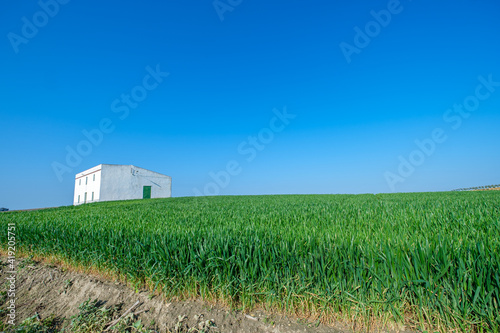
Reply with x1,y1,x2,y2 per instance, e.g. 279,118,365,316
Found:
73,164,172,205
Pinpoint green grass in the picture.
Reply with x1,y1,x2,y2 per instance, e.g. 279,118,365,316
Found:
1,192,499,331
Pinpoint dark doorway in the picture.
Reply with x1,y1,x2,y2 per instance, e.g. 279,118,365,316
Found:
143,186,151,199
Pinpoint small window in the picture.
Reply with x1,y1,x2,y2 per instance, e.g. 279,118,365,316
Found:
79,179,81,185
93,174,95,181
92,192,94,201
86,177,88,185
78,195,80,203
84,192,87,203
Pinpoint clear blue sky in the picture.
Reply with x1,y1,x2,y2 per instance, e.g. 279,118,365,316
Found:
1,0,499,209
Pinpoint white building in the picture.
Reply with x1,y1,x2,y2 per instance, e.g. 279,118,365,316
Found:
74,164,172,205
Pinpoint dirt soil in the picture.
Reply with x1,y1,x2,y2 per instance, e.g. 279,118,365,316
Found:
0,256,415,333
0,256,353,333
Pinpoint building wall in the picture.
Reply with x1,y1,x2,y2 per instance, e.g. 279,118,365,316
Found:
74,164,172,205
97,165,172,203
73,165,102,205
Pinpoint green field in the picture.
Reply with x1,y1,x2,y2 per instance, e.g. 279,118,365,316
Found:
1,192,499,331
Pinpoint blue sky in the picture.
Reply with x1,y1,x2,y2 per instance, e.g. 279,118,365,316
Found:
1,0,499,209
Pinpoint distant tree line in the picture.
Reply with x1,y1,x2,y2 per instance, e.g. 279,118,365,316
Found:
452,184,500,191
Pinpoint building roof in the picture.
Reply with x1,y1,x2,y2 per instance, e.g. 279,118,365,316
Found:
75,164,171,179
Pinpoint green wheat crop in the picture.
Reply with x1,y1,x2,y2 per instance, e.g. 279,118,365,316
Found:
1,192,499,331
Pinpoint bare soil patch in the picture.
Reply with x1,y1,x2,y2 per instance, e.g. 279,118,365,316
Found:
475,187,500,191
1,256,359,332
